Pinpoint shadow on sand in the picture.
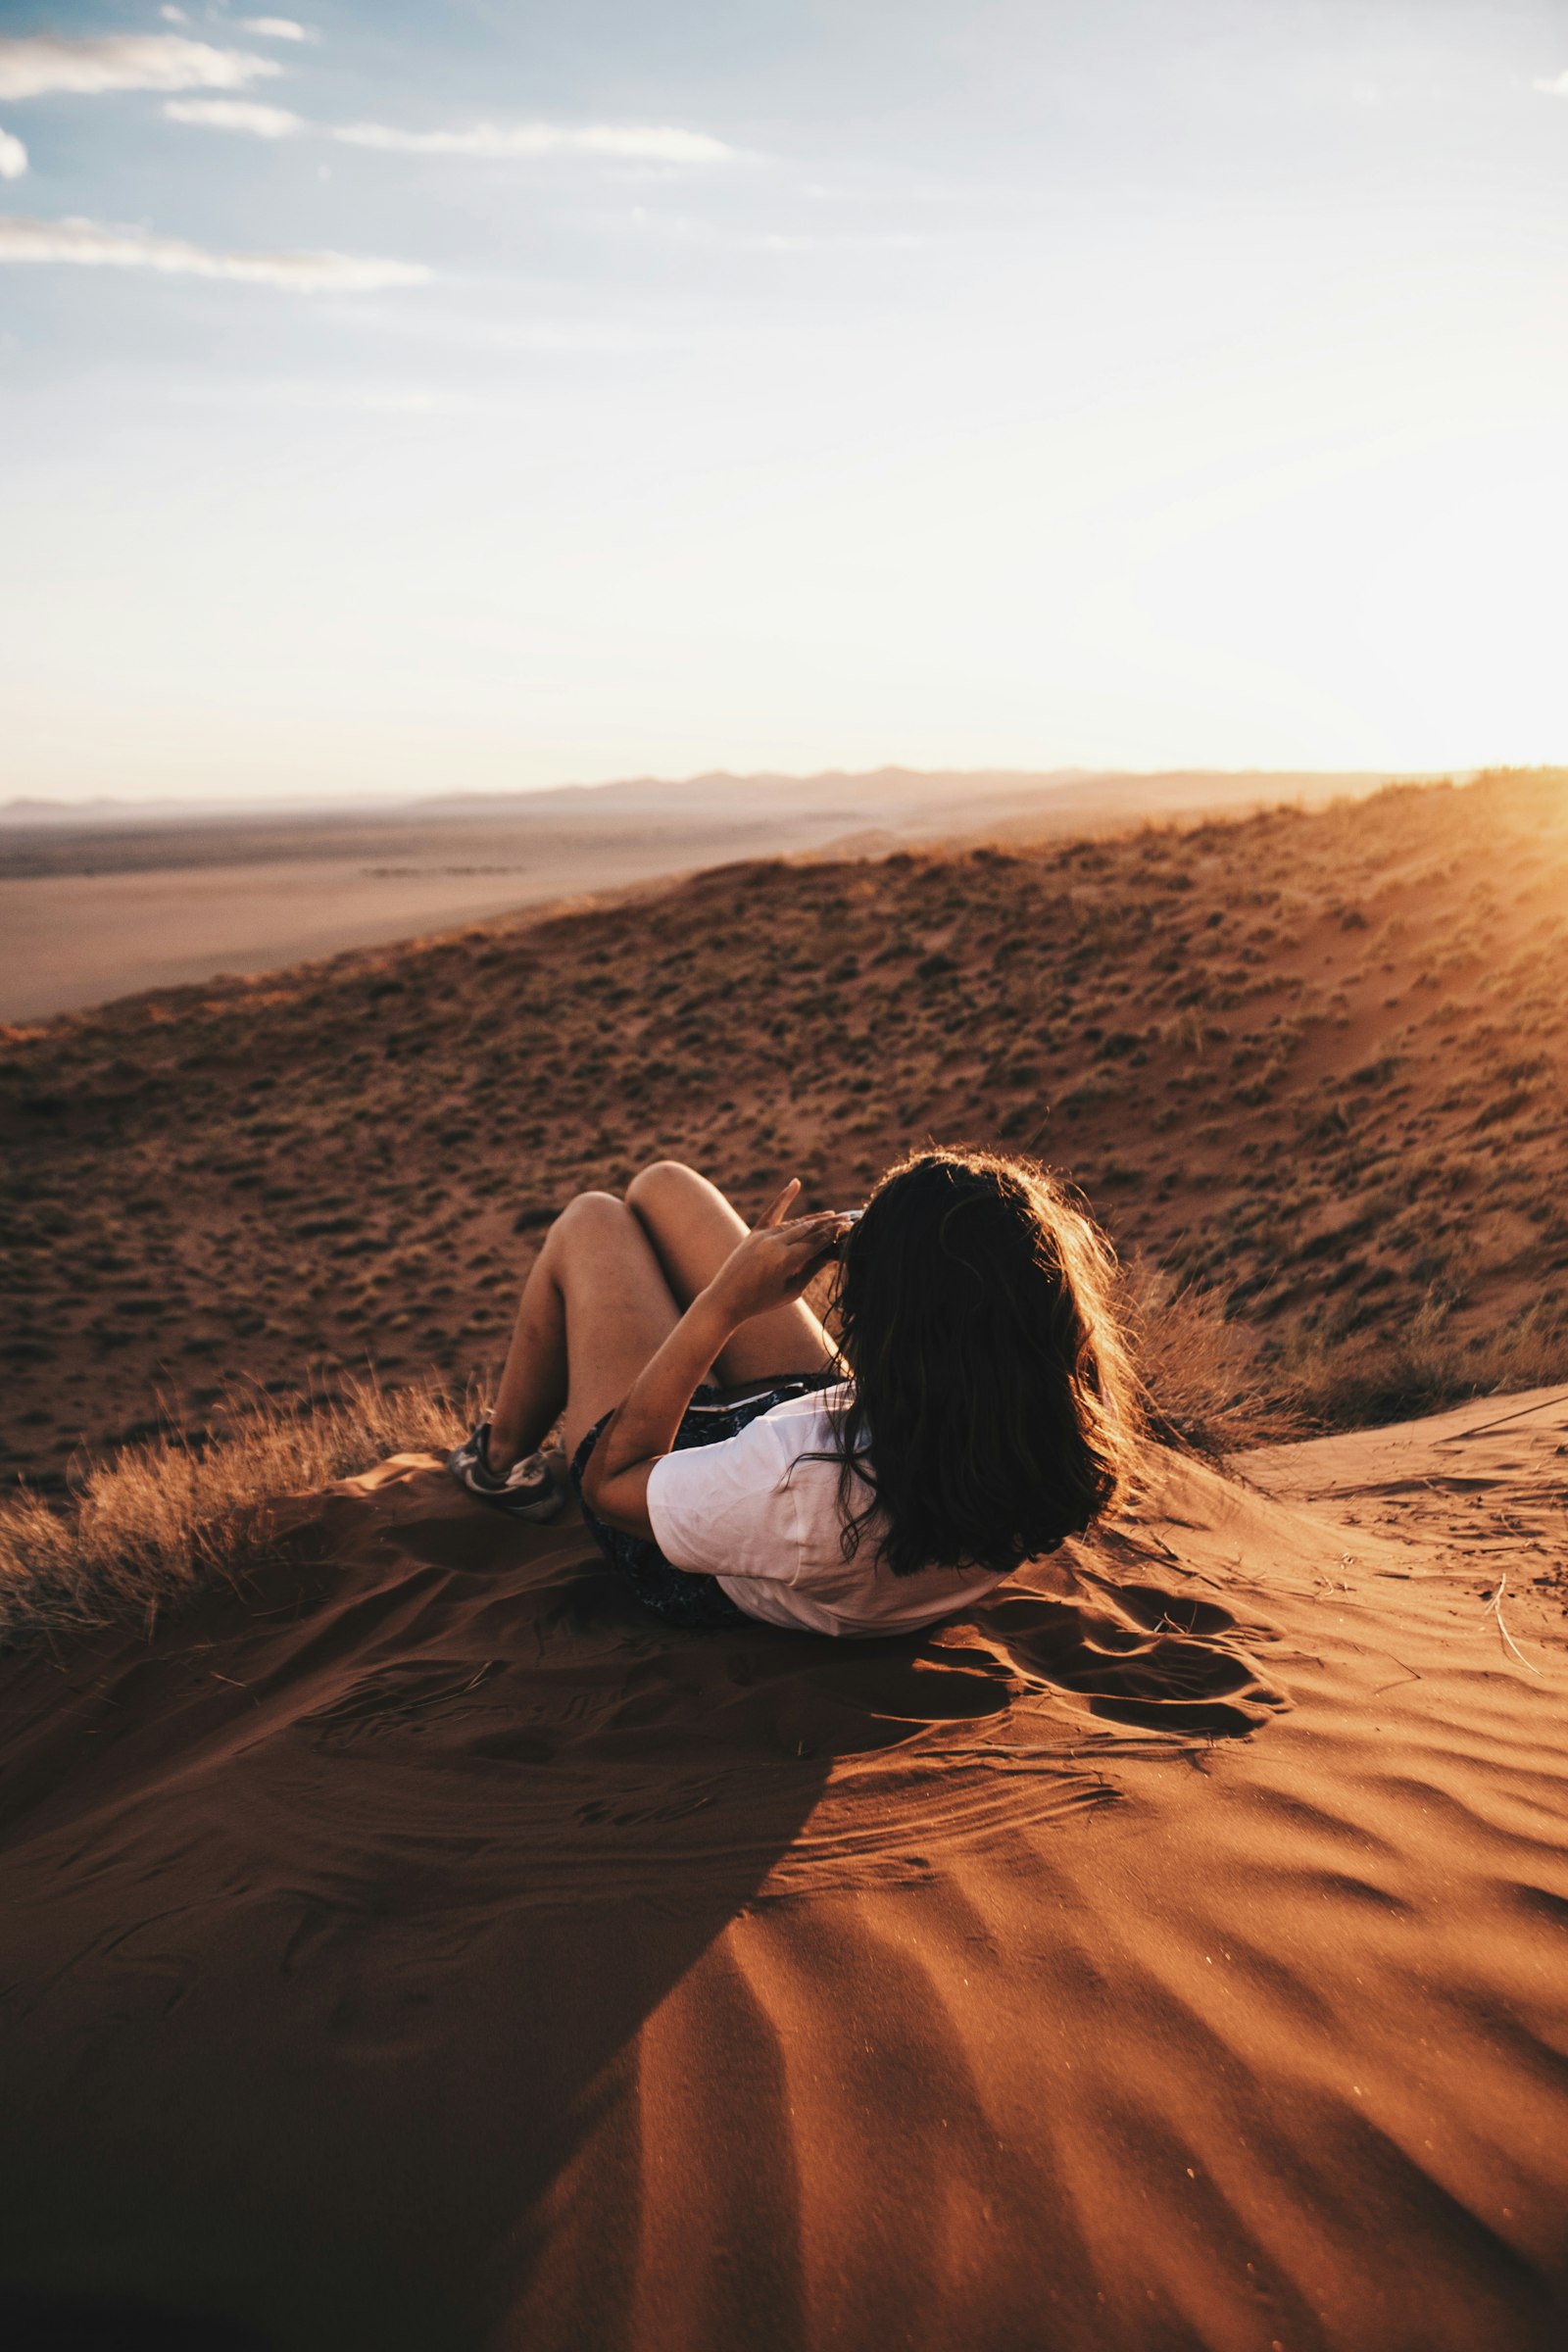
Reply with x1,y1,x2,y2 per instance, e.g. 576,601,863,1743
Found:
0,1467,1279,2349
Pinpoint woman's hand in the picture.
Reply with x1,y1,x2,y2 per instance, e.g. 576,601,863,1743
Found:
701,1180,853,1325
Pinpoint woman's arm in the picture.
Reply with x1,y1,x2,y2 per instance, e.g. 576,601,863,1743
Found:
581,1182,851,1546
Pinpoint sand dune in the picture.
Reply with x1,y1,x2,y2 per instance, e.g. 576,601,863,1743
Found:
2,1390,1564,2349
4,766,1564,1496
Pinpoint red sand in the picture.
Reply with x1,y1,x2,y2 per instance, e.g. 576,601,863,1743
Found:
2,1393,1566,2350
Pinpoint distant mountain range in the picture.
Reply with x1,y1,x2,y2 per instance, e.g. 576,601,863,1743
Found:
1,766,1411,832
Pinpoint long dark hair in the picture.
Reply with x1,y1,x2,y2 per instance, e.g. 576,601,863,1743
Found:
825,1148,1138,1578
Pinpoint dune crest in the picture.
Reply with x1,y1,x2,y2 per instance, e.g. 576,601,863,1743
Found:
2,1393,1565,2348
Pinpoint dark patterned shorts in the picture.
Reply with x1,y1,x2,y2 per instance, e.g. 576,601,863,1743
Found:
569,1371,842,1628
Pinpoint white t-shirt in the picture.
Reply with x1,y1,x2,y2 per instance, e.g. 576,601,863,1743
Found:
645,1383,1006,1638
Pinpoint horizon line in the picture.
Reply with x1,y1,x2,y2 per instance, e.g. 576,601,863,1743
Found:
0,760,1509,824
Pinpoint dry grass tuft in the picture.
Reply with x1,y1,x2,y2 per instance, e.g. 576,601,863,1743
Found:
0,1373,480,1652
1125,1262,1304,1458
1274,1295,1568,1432
1131,1275,1568,1448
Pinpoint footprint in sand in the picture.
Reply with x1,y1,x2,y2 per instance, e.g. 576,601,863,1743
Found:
582,1643,1015,1763
976,1590,1285,1738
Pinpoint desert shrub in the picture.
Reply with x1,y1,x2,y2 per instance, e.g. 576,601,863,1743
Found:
1472,1087,1534,1129
1270,1293,1568,1430
1056,1076,1119,1113
1124,1265,1568,1449
0,1373,481,1651
1123,1262,1301,1458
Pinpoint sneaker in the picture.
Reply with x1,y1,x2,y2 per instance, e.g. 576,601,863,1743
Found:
447,1423,566,1522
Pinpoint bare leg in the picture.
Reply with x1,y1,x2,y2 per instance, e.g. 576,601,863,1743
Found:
625,1160,841,1386
487,1192,685,1470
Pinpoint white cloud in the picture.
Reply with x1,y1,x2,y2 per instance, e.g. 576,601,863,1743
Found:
0,126,25,179
140,82,735,168
0,35,278,100
1534,70,1568,96
332,119,735,164
241,18,320,41
0,215,430,292
165,98,306,138
160,8,189,23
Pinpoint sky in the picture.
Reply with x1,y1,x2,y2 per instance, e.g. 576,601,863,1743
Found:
1,0,1565,806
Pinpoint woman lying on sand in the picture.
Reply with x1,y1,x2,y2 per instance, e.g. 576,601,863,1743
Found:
448,1149,1137,1638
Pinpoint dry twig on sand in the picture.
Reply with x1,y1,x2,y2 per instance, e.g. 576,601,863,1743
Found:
1484,1572,1544,1676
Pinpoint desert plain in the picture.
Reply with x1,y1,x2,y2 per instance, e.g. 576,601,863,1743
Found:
1,767,1566,2351
0,766,1387,1025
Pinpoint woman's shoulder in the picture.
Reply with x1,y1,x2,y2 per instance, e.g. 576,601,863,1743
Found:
762,1377,853,1420
760,1381,858,1455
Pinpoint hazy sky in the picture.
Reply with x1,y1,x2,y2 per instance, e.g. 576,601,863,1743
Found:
2,1,1565,803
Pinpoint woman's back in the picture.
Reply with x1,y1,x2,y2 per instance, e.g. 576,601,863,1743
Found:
647,1384,1006,1638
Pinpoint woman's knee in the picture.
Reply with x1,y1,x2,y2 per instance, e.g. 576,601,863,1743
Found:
548,1189,634,1249
625,1159,706,1219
